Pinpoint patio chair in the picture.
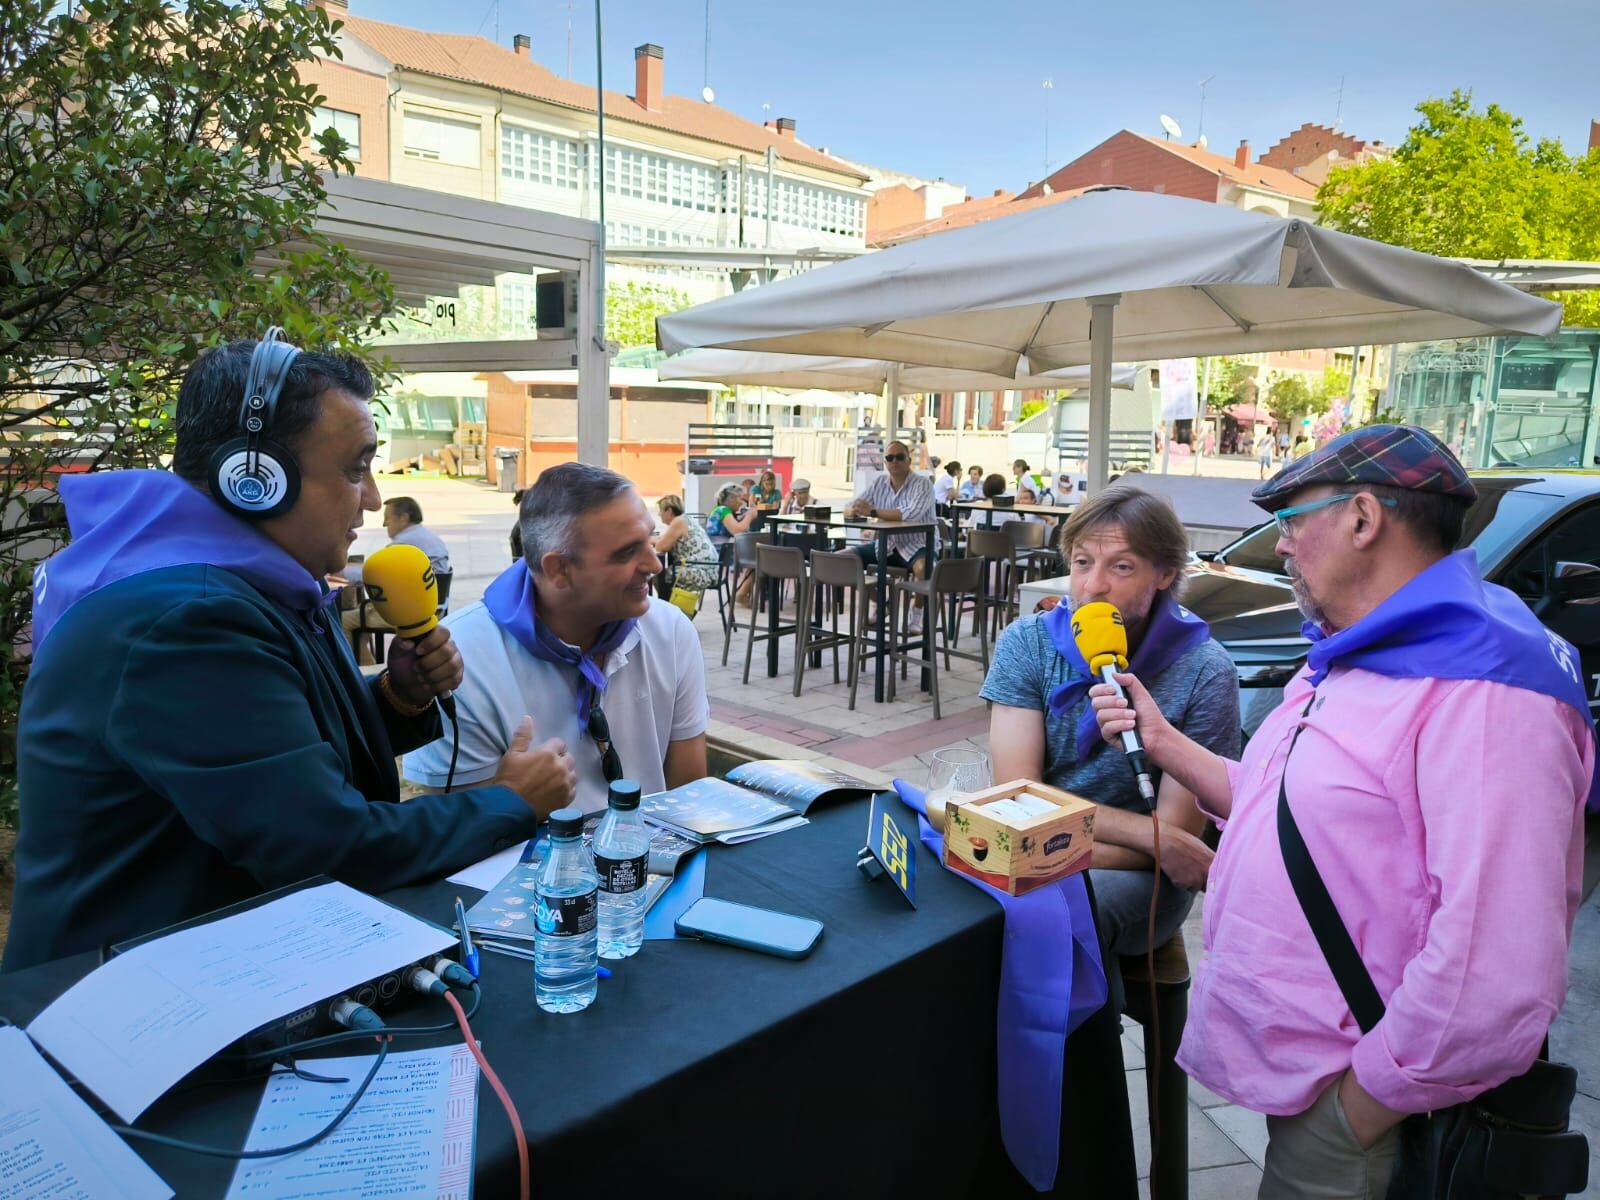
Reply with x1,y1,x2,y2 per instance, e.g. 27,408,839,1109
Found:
885,554,989,720
721,531,773,667
742,543,810,686
795,549,875,708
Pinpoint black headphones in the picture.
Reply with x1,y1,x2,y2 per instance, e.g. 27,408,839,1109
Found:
208,327,303,520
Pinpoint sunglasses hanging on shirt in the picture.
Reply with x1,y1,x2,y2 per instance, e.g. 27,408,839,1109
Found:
587,704,624,785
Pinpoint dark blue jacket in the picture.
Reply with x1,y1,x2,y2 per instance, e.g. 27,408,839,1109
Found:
4,475,537,971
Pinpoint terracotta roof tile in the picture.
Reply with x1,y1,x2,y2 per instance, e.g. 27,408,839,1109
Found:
871,187,1092,246
337,12,866,180
1127,132,1319,201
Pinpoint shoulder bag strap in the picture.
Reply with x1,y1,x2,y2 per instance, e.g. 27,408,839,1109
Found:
1276,695,1387,1035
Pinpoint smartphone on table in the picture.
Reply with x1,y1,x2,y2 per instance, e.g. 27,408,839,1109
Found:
675,897,823,960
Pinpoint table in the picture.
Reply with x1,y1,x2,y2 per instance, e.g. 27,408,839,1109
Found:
953,499,1072,529
0,801,1137,1198
765,513,937,702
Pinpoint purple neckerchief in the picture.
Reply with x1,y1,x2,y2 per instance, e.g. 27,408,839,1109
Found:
1303,548,1599,812
894,779,1106,1193
481,562,636,722
32,469,333,652
1044,593,1212,761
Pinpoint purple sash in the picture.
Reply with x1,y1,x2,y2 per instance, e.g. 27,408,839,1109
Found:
1043,593,1212,761
481,562,635,723
894,779,1106,1192
1303,549,1598,812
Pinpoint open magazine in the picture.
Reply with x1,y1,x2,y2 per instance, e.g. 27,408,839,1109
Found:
458,814,700,960
641,761,877,845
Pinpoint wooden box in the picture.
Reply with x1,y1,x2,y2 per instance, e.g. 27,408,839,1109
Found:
942,780,1095,896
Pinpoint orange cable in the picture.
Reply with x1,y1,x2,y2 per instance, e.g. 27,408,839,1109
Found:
443,990,530,1200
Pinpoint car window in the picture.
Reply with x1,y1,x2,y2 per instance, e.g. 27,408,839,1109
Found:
1213,522,1284,574
1460,482,1560,571
1497,500,1600,600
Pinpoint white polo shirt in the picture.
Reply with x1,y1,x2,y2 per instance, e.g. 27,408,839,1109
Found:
403,597,710,814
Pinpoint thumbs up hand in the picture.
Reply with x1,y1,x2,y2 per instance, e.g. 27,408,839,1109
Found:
493,716,577,817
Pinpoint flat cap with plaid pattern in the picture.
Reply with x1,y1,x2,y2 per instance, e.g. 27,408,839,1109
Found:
1251,423,1477,512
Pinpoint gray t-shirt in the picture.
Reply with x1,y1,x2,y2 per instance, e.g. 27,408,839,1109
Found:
980,611,1241,812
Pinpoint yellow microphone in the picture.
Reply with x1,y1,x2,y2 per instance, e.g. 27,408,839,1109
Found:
1069,600,1155,806
362,543,439,639
360,543,451,717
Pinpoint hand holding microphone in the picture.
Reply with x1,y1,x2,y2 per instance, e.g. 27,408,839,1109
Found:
1071,601,1163,807
361,543,461,718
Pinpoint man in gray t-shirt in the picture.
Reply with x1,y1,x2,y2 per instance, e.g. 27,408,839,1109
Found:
981,610,1240,1001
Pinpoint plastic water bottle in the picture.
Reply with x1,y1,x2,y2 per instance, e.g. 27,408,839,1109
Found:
533,806,598,1013
592,780,649,960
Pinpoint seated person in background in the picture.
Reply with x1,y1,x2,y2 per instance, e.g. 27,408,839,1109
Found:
847,439,937,625
980,483,1240,1008
933,459,962,506
979,471,1022,527
706,482,757,539
750,469,783,509
958,464,984,502
342,495,453,661
1015,482,1047,522
5,336,565,970
781,478,813,514
342,496,450,583
652,494,720,596
406,463,709,814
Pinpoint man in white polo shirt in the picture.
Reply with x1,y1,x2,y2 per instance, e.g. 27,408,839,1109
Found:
405,462,709,813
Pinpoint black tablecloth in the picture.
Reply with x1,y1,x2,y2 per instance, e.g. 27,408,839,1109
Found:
0,800,1136,1198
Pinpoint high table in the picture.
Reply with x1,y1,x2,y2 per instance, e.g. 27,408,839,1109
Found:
0,801,1137,1198
953,499,1072,529
764,513,936,703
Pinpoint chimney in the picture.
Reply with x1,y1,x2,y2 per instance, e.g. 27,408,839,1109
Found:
513,33,531,57
776,117,796,139
1590,119,1600,155
634,44,664,112
1234,139,1250,169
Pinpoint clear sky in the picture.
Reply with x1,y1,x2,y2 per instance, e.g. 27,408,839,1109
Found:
362,0,1600,195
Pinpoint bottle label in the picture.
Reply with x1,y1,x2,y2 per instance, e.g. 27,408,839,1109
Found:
595,852,648,895
536,889,596,937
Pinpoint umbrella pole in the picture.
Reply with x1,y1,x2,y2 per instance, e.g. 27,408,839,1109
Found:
1087,294,1120,494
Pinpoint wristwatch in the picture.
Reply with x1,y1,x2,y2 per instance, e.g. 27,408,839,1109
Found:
868,506,878,519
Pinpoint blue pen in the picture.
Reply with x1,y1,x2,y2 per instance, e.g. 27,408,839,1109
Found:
595,966,613,979
453,896,480,980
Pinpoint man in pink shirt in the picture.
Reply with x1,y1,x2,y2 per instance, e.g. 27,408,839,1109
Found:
1091,425,1596,1199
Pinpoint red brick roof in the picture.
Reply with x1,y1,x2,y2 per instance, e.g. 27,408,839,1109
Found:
335,12,867,180
1124,133,1319,200
871,187,1092,246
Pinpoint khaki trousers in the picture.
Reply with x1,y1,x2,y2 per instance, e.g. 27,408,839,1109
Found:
1259,1081,1400,1200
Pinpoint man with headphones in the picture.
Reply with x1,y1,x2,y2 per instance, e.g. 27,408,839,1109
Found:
4,332,576,971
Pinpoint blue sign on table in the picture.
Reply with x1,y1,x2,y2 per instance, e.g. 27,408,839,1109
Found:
866,792,917,908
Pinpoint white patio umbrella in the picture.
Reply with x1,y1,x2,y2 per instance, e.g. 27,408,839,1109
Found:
657,189,1561,491
656,348,1135,432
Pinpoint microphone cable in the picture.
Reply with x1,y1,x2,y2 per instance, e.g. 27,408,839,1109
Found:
442,988,529,1200
443,696,462,794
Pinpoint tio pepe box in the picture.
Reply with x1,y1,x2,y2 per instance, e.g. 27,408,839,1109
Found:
943,780,1096,896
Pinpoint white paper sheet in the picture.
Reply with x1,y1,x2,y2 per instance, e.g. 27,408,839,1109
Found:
224,1044,477,1200
0,1025,173,1200
446,840,528,891
27,883,453,1122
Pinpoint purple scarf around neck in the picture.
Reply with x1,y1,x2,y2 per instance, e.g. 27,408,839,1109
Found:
1042,593,1212,761
481,562,636,722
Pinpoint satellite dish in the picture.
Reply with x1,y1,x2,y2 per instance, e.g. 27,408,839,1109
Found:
1159,114,1182,140
701,85,716,103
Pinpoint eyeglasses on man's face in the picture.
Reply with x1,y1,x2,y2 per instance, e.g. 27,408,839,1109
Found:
884,453,908,463
1274,492,1398,539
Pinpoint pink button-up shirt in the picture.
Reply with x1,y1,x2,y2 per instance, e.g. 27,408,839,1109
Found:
1182,665,1594,1117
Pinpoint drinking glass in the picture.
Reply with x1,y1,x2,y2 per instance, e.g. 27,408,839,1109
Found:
924,747,992,830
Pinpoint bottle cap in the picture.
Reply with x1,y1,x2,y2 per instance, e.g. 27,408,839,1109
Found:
548,807,585,838
607,780,641,811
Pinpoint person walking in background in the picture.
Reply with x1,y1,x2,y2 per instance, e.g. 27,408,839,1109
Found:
1256,431,1276,479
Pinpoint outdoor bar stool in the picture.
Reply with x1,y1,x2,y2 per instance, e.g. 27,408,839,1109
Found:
741,543,810,685
1120,932,1192,1200
722,531,773,666
794,549,873,708
885,555,989,720
964,527,1018,641
1005,520,1061,593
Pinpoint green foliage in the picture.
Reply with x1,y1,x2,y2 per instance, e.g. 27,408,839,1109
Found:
1264,372,1330,428
607,280,692,349
0,0,399,827
1318,91,1600,326
1201,356,1256,408
1018,398,1048,421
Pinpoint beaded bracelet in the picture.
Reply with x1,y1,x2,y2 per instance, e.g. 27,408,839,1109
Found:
378,669,430,718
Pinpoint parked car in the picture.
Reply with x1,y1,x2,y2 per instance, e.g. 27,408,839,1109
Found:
1181,471,1600,738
